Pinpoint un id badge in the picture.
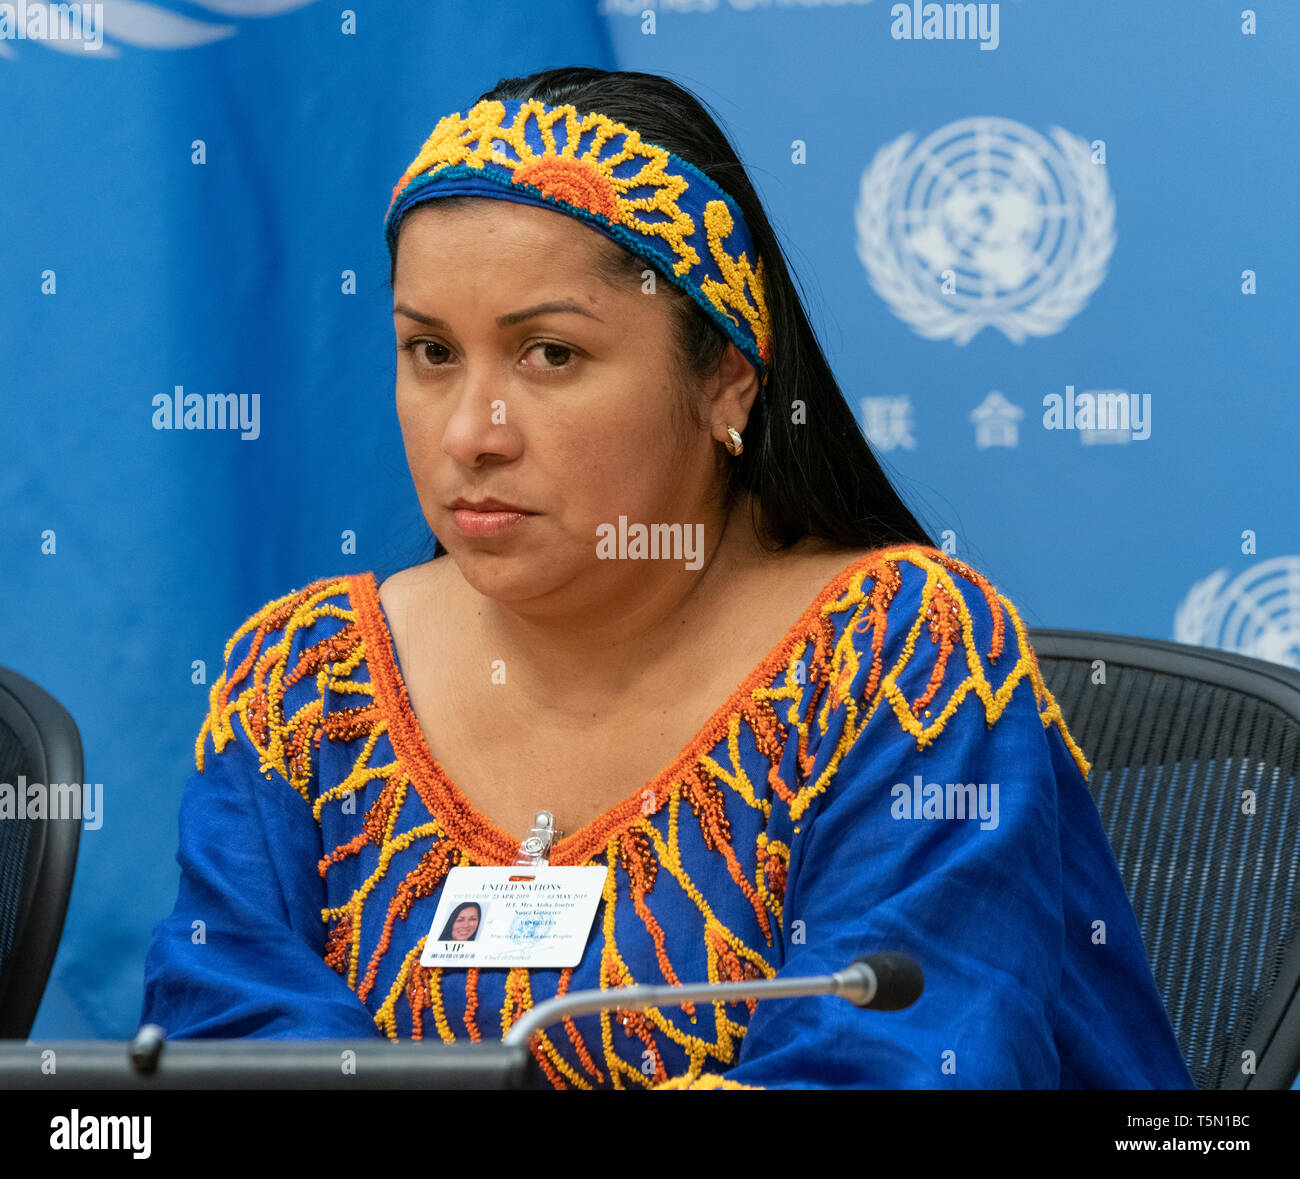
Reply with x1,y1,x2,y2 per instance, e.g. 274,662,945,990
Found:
419,810,607,969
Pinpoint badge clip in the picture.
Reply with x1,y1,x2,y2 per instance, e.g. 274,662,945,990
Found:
514,810,562,868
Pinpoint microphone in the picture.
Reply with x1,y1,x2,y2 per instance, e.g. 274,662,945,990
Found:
834,952,925,1011
502,951,924,1047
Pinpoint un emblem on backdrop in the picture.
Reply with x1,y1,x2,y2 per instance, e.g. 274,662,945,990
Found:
1174,557,1300,671
855,117,1116,344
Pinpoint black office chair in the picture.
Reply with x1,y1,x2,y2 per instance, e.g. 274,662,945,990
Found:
1028,629,1300,1090
0,666,84,1039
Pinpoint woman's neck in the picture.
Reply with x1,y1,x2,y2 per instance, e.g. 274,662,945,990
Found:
442,492,780,716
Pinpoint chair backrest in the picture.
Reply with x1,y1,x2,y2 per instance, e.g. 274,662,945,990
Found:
0,665,84,1039
1028,629,1300,1090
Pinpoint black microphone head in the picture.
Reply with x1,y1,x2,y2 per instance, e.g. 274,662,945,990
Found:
855,952,924,1010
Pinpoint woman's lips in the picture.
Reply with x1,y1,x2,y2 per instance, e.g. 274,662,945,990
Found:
451,508,533,538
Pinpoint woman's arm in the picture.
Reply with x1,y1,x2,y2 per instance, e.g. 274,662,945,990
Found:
704,555,1193,1089
139,595,383,1041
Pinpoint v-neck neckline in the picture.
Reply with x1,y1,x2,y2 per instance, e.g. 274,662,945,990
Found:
349,547,903,866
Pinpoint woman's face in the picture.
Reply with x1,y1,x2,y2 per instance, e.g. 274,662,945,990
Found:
450,906,479,941
392,198,753,608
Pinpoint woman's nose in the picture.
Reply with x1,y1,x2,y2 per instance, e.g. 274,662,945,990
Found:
440,369,520,463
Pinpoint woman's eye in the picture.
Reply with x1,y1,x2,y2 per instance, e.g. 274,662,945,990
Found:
417,341,450,366
526,342,574,369
399,340,451,367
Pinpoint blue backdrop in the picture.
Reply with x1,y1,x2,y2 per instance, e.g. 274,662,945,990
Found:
1,0,1296,1042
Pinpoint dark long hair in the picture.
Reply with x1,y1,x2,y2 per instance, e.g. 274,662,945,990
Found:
438,901,481,942
390,67,934,562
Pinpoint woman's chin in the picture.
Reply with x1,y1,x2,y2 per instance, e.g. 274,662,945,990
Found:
452,544,605,608
452,549,557,601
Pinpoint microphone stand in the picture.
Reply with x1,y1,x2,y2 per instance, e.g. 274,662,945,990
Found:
506,954,920,1047
0,955,921,1089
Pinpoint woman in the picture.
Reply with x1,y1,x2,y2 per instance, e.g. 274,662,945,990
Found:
439,903,481,944
141,67,1193,1090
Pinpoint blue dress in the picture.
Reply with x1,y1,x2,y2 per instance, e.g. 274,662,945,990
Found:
139,544,1195,1089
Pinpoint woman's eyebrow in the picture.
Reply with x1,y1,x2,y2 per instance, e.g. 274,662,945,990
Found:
393,299,604,327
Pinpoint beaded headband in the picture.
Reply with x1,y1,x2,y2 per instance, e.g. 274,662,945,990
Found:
384,98,773,387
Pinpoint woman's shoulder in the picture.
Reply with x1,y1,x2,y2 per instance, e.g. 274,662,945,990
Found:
195,570,383,786
797,541,1025,652
804,542,1087,775
726,539,1039,707
374,557,443,600
209,570,377,672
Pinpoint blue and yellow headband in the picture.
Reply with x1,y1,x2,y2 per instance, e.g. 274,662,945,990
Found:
384,98,773,386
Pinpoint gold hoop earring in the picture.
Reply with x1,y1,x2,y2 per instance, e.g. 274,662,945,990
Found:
725,426,743,457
